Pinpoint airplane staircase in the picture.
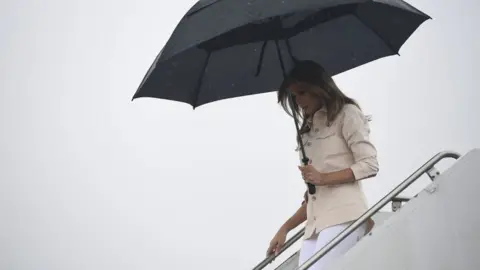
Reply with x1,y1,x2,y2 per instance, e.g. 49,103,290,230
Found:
252,148,480,270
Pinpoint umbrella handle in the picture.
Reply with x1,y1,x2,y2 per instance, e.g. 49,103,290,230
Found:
287,91,316,195
277,40,316,195
301,157,315,194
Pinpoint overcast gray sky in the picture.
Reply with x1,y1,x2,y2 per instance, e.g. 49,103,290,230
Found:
1,0,479,269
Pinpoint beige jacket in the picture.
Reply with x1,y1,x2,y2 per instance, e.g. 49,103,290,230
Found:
297,104,379,239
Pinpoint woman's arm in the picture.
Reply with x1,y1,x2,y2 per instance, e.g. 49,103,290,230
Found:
266,203,307,256
320,168,356,185
338,105,379,182
280,203,307,233
300,105,379,186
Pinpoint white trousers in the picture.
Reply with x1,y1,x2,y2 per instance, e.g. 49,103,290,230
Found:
297,222,367,270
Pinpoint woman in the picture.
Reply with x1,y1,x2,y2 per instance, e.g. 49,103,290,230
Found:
266,60,379,269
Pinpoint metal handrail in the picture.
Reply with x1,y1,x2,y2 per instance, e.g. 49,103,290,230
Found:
296,150,461,270
252,150,461,270
253,228,305,270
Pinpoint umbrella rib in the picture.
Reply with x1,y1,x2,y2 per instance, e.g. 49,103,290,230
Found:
255,41,269,77
285,38,298,64
192,51,212,108
274,40,287,77
353,13,399,56
187,0,224,17
132,49,163,101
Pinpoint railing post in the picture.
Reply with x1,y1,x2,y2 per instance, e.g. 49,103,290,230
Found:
391,197,410,212
426,166,441,181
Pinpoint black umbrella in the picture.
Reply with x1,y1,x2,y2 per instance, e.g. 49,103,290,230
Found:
132,0,430,194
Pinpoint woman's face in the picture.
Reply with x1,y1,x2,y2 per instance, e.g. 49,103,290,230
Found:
289,82,324,117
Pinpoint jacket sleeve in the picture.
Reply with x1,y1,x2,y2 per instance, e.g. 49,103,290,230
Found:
341,105,379,181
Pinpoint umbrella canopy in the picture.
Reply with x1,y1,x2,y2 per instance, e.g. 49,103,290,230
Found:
132,0,430,108
132,0,430,195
